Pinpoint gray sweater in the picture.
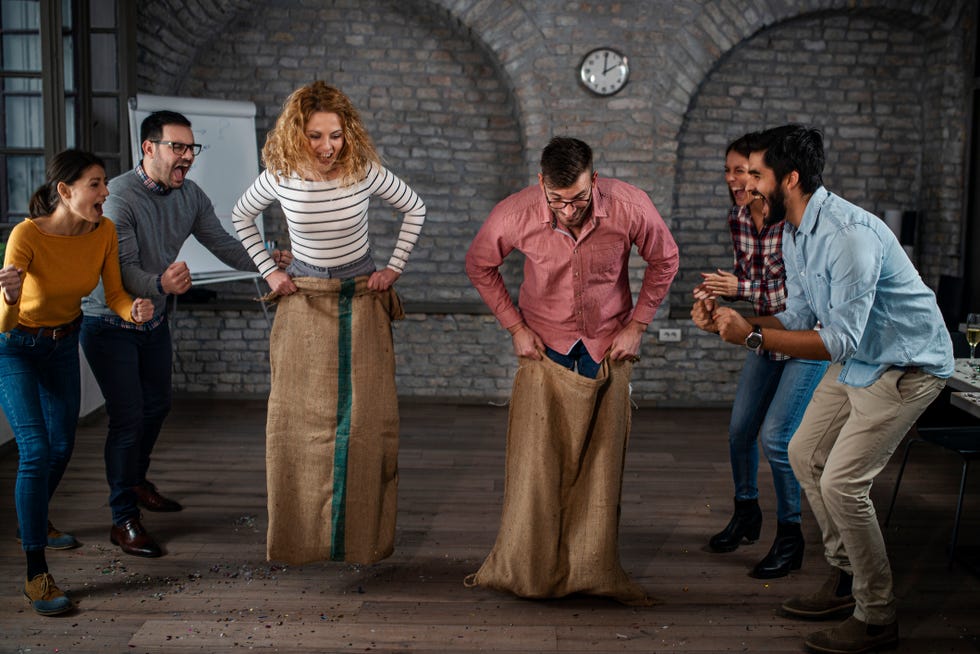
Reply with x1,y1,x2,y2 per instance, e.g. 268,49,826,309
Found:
82,168,257,319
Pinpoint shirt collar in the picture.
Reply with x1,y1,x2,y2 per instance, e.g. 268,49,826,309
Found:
794,185,830,236
135,162,170,196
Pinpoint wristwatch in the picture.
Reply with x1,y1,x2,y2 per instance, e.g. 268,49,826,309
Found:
745,325,763,353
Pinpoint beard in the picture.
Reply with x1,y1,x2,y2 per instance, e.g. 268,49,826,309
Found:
763,184,788,226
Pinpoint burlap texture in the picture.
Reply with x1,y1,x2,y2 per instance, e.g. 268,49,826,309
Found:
467,355,651,605
265,276,403,565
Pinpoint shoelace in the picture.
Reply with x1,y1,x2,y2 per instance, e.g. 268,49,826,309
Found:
34,573,54,599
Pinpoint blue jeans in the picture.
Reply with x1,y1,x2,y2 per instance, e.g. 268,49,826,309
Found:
80,317,172,525
728,353,829,524
545,342,600,379
0,328,81,552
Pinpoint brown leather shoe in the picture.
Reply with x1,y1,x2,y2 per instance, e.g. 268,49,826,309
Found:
782,568,856,619
804,616,899,653
133,481,182,512
110,517,163,557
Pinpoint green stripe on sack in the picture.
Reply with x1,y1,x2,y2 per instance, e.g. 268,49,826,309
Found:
330,278,356,560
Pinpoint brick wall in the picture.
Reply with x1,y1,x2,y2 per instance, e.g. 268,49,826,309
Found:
137,0,974,404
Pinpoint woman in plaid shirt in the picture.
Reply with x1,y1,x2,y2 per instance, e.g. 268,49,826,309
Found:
695,133,829,579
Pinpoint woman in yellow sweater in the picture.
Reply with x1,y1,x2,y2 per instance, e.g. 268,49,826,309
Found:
0,149,152,616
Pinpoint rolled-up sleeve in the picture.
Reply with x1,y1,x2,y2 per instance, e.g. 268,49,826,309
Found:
816,226,883,362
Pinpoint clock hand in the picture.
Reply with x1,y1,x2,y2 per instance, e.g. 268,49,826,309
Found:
602,53,618,74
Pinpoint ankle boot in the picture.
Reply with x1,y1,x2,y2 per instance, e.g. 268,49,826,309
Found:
749,521,804,578
709,498,762,552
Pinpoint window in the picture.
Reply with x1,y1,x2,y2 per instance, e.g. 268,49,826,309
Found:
0,0,133,225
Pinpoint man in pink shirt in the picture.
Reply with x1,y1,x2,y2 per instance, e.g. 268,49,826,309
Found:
463,137,678,604
466,137,678,376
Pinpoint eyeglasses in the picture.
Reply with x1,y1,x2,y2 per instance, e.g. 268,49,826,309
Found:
546,190,592,210
150,140,203,156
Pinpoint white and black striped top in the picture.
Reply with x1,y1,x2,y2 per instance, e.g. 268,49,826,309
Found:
232,164,426,278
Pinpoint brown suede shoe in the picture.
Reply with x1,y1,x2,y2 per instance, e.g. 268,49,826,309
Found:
16,521,80,550
24,572,73,616
110,517,163,557
805,616,899,653
782,568,856,619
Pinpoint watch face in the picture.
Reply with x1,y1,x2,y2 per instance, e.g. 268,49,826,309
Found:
579,48,629,96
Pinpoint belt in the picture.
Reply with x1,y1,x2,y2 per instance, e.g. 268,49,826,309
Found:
15,317,82,340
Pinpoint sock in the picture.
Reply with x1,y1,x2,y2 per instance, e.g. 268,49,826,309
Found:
835,570,854,597
26,549,48,580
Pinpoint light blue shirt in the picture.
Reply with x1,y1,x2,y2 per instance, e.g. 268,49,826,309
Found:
775,187,953,387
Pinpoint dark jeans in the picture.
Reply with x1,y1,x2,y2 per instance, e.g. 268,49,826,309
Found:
80,317,172,525
728,353,829,524
0,328,80,551
545,341,601,379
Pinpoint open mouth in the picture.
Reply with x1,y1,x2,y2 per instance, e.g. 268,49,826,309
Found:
172,164,190,184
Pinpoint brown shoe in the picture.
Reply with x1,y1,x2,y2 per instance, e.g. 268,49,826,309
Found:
133,481,182,512
804,616,899,653
24,572,74,616
110,517,163,557
15,521,80,550
782,568,856,619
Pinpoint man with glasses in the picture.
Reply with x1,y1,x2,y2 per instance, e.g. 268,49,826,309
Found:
466,136,678,376
81,110,286,558
462,137,677,603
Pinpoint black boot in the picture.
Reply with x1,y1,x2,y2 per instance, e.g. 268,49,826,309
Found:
750,521,804,579
709,498,762,552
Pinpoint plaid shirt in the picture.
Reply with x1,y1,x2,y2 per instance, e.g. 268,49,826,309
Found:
727,205,788,361
135,162,169,196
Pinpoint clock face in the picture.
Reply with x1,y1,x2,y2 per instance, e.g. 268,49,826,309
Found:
579,48,630,96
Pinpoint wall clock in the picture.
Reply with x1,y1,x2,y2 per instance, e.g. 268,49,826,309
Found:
579,47,630,96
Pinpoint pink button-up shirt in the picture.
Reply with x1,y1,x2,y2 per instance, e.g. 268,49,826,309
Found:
465,177,679,361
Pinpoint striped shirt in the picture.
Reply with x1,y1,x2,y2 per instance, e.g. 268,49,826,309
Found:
232,164,426,278
727,205,789,361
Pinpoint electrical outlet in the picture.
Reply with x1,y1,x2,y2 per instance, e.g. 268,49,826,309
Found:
658,328,682,342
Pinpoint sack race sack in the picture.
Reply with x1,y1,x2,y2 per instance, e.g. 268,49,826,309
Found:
265,276,404,565
466,355,651,605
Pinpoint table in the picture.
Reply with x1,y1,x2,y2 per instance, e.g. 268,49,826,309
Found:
951,392,980,420
948,359,980,393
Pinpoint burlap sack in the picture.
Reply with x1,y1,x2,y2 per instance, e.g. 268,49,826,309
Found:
466,355,651,605
265,276,404,565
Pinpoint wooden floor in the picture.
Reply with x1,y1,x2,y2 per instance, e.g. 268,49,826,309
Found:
0,399,977,653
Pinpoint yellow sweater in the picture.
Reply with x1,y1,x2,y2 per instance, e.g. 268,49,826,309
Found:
1,217,135,333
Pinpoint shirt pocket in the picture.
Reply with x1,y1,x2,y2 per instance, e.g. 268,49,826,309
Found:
588,242,623,276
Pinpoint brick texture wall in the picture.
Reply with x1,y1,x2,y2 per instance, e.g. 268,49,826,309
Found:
137,0,974,405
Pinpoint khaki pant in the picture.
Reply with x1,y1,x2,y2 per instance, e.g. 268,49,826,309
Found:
788,364,945,625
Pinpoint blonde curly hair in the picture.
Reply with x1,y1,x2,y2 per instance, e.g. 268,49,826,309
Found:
261,81,380,186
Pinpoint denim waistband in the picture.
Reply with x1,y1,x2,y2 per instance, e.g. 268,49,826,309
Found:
286,252,376,279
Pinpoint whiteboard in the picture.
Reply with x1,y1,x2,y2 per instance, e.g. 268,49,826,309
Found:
127,94,263,277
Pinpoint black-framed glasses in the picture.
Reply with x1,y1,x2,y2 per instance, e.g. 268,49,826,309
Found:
547,195,592,210
150,140,203,156
545,182,594,210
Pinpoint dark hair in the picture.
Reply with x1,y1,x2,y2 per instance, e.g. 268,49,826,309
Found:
758,124,825,194
540,137,593,188
140,110,192,143
28,149,106,218
726,133,754,159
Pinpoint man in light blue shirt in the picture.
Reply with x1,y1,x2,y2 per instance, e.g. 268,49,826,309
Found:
692,125,952,654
